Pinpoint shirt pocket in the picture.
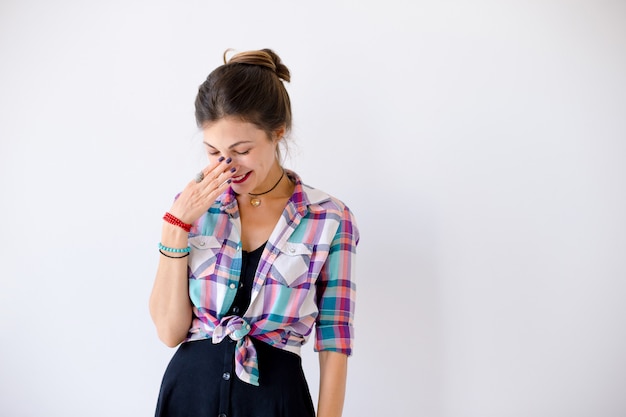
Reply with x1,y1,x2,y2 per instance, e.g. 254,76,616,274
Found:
188,235,223,279
268,242,313,288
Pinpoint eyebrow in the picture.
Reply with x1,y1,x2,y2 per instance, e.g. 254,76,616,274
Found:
203,140,253,149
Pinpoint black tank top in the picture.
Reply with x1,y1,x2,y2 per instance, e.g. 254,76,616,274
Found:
226,243,266,316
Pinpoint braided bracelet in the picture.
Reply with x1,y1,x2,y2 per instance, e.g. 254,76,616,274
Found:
158,242,191,253
163,212,192,232
159,249,190,259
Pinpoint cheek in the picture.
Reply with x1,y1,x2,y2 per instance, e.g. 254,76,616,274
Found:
226,156,249,173
228,154,244,164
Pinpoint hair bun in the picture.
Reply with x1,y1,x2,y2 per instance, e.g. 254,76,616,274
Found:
225,48,291,82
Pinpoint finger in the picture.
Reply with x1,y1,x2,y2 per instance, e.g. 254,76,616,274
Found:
198,173,232,204
200,156,233,179
201,162,236,190
203,166,236,194
189,158,228,187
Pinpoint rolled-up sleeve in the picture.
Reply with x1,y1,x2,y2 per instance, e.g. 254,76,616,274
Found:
314,205,359,355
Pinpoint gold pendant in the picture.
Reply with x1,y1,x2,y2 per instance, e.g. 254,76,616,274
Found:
250,198,261,207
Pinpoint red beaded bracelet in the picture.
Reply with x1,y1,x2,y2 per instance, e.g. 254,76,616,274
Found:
163,212,192,232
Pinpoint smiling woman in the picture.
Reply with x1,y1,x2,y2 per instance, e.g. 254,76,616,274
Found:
148,48,359,417
201,117,288,211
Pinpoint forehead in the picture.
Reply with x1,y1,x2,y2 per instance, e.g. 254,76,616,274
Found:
202,117,268,146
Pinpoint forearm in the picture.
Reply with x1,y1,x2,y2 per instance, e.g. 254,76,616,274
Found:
317,351,348,417
149,222,193,347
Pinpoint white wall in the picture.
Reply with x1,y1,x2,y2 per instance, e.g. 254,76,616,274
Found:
1,1,625,416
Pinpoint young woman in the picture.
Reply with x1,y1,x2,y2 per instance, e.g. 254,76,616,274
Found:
149,48,359,417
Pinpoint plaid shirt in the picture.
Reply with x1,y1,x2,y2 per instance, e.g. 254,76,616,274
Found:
184,171,359,385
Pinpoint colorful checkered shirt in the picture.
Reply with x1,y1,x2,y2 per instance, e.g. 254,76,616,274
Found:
184,170,359,385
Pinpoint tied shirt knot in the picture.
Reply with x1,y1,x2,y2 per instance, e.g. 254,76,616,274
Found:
212,315,259,386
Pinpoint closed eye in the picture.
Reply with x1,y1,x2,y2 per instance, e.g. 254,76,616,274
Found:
203,142,251,156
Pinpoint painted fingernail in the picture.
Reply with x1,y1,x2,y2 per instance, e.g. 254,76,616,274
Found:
218,156,225,162
230,167,236,173
227,179,232,183
225,157,232,164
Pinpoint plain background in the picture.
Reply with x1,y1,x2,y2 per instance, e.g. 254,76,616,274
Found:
1,1,625,416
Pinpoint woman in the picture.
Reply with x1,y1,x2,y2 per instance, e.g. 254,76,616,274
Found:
149,48,359,417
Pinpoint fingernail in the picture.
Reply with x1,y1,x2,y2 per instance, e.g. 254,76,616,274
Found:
227,179,232,183
225,157,232,164
230,167,236,173
218,156,225,162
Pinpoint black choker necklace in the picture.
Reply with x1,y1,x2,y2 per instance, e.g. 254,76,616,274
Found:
248,169,285,207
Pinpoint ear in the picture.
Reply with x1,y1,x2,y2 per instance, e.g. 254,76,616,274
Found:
272,125,286,142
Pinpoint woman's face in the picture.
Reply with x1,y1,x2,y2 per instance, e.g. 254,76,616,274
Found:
202,117,283,195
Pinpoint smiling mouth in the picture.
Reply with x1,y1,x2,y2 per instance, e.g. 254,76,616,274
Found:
232,171,251,184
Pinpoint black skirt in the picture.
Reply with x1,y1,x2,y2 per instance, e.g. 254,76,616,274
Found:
155,337,315,417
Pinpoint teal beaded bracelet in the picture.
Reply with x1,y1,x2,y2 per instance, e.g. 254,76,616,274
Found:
158,242,191,253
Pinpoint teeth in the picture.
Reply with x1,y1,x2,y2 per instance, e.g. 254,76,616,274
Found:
234,173,246,181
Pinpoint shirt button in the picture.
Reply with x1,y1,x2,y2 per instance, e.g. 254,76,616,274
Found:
289,248,296,253
222,372,231,381
232,306,240,314
199,241,205,247
229,283,236,289
246,324,251,330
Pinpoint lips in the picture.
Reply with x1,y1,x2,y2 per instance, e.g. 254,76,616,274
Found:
232,171,251,184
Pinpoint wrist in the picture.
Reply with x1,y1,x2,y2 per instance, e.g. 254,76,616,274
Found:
163,212,192,232
161,221,190,247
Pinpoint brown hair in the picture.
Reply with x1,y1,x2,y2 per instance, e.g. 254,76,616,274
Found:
194,48,292,138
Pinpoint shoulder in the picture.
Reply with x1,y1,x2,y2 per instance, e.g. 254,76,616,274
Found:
292,175,359,245
288,170,355,216
299,183,360,249
302,183,352,216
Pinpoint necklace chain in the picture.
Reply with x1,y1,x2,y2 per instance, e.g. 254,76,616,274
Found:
248,169,285,197
248,169,285,207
